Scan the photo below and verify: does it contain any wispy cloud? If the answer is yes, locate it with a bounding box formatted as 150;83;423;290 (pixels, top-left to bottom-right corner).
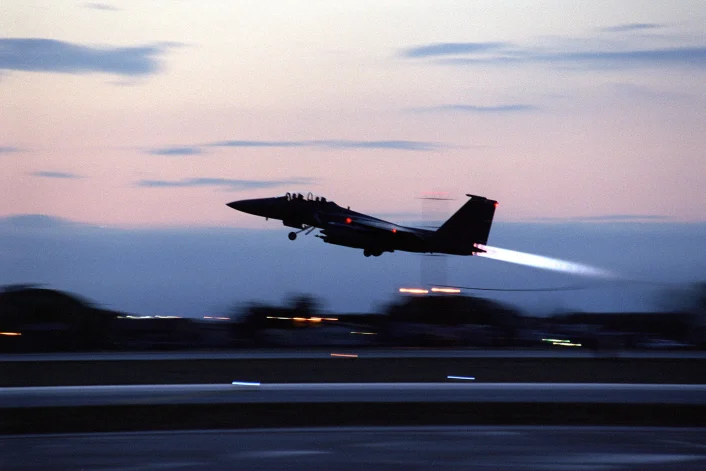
209;140;306;148
0;146;21;153
421;104;539;113
147;139;442;155
82;3;120;11
211;139;439;151
0;38;175;76
533;214;670;222
403;42;509;58
136;177;315;191
404;40;706;69
148;146;202;156
313;140;438;150
600;23;663;33
576;214;670;221
539;47;706;66
30;171;83;179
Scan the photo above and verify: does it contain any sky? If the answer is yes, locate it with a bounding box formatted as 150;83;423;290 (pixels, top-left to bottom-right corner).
2;1;705;316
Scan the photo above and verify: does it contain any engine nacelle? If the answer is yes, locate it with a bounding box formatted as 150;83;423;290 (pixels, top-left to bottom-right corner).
282;220;303;229
320;235;367;249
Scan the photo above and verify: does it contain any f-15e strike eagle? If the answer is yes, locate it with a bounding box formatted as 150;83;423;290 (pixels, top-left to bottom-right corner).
227;192;497;257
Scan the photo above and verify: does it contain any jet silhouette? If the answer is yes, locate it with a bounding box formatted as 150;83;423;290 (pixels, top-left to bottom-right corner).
227;192;497;257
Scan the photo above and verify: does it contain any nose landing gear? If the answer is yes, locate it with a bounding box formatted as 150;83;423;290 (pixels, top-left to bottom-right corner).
288;225;316;241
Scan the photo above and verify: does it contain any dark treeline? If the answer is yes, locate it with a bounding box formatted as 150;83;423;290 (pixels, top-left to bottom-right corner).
0;284;704;352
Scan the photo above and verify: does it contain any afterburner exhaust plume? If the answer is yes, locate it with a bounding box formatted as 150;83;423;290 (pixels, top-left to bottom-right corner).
475;244;615;279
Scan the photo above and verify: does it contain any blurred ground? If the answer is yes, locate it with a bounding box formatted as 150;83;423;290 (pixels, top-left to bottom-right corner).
2;351;704;386
3;426;706;471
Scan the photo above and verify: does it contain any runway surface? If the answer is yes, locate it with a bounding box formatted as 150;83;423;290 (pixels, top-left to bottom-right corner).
2;349;704;362
3;426;706;470
4;382;706;408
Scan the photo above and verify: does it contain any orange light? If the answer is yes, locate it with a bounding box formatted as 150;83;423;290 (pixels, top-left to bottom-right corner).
431;287;461;294
399;288;429;294
0;332;21;336
392;228;397;233
293;317;307;322
309;317;322;323
345;217;352;224
494;202;499;207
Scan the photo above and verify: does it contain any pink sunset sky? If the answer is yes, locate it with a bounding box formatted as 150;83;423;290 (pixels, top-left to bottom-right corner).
2;1;705;228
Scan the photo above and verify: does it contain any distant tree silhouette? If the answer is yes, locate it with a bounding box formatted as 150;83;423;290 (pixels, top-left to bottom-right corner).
287;294;320;317
385;294;520;326
383;294;522;346
0;285;119;352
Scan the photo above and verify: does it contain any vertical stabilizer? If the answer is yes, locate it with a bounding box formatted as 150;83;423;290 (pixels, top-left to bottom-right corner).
435;194;497;245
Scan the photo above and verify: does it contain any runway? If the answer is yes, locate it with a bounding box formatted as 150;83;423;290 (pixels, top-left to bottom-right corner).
3;426;706;470
3;382;706;408
2;349;704;362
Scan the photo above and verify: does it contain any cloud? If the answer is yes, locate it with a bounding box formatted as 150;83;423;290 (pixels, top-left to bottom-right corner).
422;104;539;113
209;140;306;148
0;146;21;153
82;3;120;11
210;139;438;151
438;46;706;68
540;47;706;67
403;42;509;58
135;177;315;191
30;171;82;179
600;23;663;33
156;139;443;154
576;214;670;222
313;140;438;150
0;214;77;229
0;38;174;76
532;214;670;222
148;146;202;156
404;40;706;69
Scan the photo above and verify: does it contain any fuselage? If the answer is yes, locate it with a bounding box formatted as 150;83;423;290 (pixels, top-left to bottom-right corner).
227;192;495;257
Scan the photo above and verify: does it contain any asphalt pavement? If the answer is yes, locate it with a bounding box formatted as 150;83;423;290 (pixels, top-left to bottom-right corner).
2;349;704;362
3;426;706;471
4;382;706;408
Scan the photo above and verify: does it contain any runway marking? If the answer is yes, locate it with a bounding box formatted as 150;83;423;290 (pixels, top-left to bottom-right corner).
447;375;475;381
231;381;261;386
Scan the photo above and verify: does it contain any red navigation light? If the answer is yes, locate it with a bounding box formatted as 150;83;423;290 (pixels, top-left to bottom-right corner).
345;217;352;224
392;228;397;233
494;202;499;207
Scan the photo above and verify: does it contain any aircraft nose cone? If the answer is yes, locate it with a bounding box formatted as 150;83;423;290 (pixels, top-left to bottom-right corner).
226;200;252;213
226;200;243;211
226;198;270;216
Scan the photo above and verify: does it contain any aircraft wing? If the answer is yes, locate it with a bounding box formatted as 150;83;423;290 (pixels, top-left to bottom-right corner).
325;214;423;237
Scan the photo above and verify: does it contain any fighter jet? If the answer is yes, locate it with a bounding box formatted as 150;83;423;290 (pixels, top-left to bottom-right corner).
227;192;497;257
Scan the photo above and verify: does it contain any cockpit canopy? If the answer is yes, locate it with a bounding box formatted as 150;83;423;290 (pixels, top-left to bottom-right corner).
285;192;332;204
